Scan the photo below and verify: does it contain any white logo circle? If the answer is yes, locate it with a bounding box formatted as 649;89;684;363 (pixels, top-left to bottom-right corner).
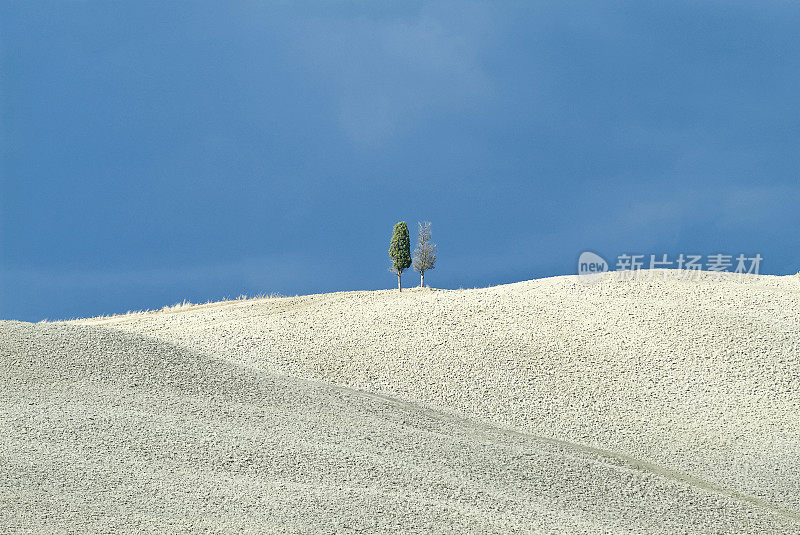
578;251;608;284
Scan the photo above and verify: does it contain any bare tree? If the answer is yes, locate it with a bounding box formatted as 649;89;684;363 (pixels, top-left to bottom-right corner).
413;221;436;287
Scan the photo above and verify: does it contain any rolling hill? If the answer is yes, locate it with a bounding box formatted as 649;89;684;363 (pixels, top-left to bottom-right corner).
2;270;799;533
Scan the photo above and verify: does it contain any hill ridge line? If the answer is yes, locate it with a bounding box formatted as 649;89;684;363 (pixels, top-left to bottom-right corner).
314;375;800;524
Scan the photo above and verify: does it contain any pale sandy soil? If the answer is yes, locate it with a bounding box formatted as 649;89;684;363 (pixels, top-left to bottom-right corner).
2;270;799;533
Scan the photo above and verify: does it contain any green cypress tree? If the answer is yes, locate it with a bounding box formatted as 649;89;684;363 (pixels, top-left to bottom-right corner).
388;221;412;291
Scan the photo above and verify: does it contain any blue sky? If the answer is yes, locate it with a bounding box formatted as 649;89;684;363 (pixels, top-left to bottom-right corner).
2;1;799;321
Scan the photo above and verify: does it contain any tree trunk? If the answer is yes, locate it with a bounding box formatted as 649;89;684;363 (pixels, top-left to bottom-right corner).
420;272;424;287
397;273;402;291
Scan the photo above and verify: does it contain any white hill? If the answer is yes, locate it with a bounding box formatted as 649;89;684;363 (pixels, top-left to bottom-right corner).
2;270;799;533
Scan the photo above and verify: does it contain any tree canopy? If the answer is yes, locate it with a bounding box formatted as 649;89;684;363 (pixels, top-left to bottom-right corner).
389;221;412;290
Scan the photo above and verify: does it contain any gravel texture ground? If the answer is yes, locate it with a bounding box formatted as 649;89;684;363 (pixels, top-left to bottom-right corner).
2;270;799;532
